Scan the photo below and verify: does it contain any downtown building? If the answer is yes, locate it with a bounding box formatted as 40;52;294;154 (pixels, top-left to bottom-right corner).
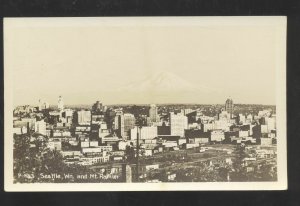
34;119;47;135
130;126;158;140
225;98;234;118
77;110;91;125
148;104;160;122
116;113;136;140
169;112;188;137
92;100;103;113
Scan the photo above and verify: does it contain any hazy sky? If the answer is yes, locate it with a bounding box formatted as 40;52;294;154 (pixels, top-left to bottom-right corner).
5;17;286;106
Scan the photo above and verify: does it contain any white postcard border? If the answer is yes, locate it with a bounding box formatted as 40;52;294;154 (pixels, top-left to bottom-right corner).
4;16;287;191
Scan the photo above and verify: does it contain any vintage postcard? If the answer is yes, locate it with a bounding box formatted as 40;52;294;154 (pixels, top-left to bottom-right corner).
4;17;287;191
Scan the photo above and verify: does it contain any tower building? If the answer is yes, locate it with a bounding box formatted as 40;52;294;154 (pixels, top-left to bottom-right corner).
117;113;136;140
92;100;103;113
58;96;64;111
149;104;159;122
225;98;234;118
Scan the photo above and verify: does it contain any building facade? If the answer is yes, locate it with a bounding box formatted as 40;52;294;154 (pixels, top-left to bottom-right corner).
169;112;188;137
77;110;91;125
34;119;46;135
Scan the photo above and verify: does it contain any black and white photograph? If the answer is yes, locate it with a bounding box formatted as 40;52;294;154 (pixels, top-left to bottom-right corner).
4;17;287;191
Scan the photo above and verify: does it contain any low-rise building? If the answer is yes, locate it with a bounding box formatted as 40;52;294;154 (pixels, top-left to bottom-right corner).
79;156;109;165
256;149;275;159
210;130;225;142
145;164;159;171
13;126;28;135
81;147;102;155
61;151;81;158
243;157;257;166
144;149;153;156
118;141;130;150
162;141;178;148
185;143;199;149
178;138;187;145
48;140;62;151
98;145;113;152
167;173;177;181
260;137;273;146
80;141;90;148
101;135;119;144
89;141;99;147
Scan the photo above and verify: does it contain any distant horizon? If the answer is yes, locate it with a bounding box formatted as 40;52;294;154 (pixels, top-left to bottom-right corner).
13;97;276;107
14;100;276;108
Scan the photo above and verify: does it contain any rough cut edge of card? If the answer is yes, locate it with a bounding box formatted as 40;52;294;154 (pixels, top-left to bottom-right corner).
4;16;287;191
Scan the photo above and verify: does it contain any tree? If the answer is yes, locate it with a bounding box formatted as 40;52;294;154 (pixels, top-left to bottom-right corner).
13;134;34;183
218;167;230;181
230;144;248;181
254;162;277;181
125;145;136;164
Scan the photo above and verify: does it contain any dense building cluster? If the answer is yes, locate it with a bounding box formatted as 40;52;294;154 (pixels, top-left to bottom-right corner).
13;96;277;182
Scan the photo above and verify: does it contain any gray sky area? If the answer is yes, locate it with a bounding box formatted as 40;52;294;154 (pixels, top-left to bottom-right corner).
5;17;286;106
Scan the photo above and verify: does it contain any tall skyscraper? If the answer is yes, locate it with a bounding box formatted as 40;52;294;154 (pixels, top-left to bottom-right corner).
113;109;123;130
117;114;124;137
118;113;136;140
149;104;159;122
225;98;234;118
169;112;188;137
124;113;136;139
58;96;64;111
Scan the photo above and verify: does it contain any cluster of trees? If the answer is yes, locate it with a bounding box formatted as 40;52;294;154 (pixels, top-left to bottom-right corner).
230;145;277;182
178;167;229;182
13;133;68;183
13;133;124;183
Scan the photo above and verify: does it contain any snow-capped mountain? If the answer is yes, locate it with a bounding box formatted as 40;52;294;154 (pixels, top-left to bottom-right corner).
118;71;211;93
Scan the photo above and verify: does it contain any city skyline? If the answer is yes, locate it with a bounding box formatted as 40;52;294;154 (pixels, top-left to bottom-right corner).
4;17;282;106
16;95;277;108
